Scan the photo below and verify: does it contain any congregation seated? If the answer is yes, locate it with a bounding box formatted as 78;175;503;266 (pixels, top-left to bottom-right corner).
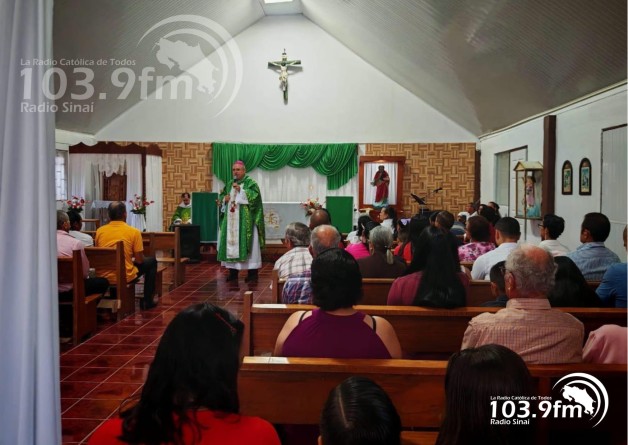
537;213;569;256
95;201;158;310
275;248;401;359
477;204;499;244
566;212;620;280
345;215;371;245
67;210;94;247
458;215;495;262
462;245;584;364
56;211;109;337
434;210;462;246
357;226;406;279
378;205;396;236
471;216;520;280
450;212;466;237
309;208;344;249
387;226;467;308
273;222;312;280
435;344;535;445
282;225;341;304
487;201;501;218
345;219;379;260
320;376;401;445
583;324;627;364
596;225;627;308
548;256;601;307
394;216;429;265
480;261;508;307
88;303;280;445
392;218;411;263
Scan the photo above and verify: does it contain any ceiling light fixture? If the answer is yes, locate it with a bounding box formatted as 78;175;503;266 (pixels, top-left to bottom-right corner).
264;0;293;4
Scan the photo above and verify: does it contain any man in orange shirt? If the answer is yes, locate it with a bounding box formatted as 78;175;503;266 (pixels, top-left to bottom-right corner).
95;201;158;310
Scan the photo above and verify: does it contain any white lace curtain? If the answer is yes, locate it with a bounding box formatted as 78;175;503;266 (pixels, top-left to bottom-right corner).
145;155;163;231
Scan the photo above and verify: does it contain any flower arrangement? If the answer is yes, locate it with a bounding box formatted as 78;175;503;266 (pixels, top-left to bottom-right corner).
66;196;87;213
129;194;154;215
300;197;322;216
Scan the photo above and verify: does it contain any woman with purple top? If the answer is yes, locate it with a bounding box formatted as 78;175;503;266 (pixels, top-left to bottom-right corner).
274;248;401;359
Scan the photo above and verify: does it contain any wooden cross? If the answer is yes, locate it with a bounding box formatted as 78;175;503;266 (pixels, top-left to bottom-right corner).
268;49;301;102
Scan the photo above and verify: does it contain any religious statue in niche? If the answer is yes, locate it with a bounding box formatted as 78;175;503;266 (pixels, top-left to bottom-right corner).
513;161;542;219
268;49;302;102
371;165;390;208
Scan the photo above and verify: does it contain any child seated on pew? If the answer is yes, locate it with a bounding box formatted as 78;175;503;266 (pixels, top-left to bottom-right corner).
436;344;535;445
88;303;280;445
319;376;401;445
481;261;508;307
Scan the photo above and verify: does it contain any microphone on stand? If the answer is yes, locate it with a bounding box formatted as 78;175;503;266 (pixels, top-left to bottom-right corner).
433;187;443;193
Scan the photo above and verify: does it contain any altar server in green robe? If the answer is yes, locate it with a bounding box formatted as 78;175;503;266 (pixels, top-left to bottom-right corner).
170;192;192;229
217;160;265;282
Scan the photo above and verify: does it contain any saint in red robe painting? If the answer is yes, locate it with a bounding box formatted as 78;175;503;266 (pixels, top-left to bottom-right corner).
371;165;390;208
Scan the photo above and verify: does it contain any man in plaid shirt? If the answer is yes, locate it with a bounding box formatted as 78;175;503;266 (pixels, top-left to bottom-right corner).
282;225;341;304
273;222;312;280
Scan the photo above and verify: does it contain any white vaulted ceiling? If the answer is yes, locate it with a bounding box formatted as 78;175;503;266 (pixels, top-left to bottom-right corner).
53;0;626;136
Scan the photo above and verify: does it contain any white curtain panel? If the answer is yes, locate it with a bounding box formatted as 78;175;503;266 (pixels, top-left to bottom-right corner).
145;155;163;231
213;167;357;206
0;0;61;444
124;155;142;221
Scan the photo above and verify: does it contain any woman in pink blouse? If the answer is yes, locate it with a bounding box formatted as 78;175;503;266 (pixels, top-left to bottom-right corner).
458;215;495;262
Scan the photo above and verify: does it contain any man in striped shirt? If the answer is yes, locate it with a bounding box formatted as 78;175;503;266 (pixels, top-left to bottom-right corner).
273;222;312;280
461;244;584;364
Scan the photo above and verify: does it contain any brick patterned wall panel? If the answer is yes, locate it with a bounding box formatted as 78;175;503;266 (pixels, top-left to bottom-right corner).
366;143;476;218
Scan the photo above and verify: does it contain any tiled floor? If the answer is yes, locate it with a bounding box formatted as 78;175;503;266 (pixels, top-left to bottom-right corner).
60;262;275;444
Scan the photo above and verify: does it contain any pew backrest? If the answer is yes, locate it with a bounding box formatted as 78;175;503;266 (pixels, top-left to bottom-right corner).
239;356;627;441
273;275;395;304
85;241;133;319
242;292;627;358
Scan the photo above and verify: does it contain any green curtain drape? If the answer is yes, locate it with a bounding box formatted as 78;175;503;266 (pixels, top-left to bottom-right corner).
212;143;358;190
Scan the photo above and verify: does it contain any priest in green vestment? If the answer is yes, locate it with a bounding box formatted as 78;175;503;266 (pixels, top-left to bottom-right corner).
217;160;265;282
170;192;192;230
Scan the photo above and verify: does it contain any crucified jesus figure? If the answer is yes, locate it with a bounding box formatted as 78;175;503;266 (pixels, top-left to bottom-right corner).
268;49;301;102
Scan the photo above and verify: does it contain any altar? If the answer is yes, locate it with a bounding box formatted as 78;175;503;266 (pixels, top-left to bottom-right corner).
263;202;308;240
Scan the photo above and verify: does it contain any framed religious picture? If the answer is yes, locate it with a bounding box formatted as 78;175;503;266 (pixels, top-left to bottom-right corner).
579;158;592;195
358;156;405;212
561;160;573;195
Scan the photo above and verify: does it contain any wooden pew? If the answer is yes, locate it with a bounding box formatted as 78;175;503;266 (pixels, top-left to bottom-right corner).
85;241;135;320
142;226;188;288
239;357;627;444
241;292;627;358
57;250;103;344
272;272;394;305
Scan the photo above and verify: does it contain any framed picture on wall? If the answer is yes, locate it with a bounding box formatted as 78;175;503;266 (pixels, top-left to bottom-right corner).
561;160;573;195
579;158;591;195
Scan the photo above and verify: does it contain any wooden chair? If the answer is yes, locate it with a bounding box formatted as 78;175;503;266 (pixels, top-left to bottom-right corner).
85;241;135;320
143;226;188;288
57;250;103;344
81;218;100;230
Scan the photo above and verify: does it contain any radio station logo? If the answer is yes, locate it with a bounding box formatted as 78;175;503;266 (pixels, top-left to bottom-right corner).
20;15;242;115
489;372;609;427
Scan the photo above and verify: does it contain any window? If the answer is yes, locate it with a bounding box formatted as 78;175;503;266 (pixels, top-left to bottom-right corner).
55;150;68;201
494;147;527;217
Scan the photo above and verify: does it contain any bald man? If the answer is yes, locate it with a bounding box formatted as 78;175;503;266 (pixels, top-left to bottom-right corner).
462;244;584;364
217;161;265;282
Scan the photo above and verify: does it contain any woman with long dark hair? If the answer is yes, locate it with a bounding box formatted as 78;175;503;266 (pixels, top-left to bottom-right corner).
387;226;467;308
436;344;535;445
549;256;602;307
88;304;280;445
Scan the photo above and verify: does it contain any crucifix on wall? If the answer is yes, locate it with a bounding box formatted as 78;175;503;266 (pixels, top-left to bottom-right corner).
268;49;302;103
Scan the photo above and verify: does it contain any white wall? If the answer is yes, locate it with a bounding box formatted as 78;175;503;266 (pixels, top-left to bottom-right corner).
479;85;627;251
95;15;476;143
55;129;96;151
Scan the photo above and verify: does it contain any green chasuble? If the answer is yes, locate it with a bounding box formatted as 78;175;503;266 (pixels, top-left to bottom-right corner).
171;205;192;224
217;175;265;262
